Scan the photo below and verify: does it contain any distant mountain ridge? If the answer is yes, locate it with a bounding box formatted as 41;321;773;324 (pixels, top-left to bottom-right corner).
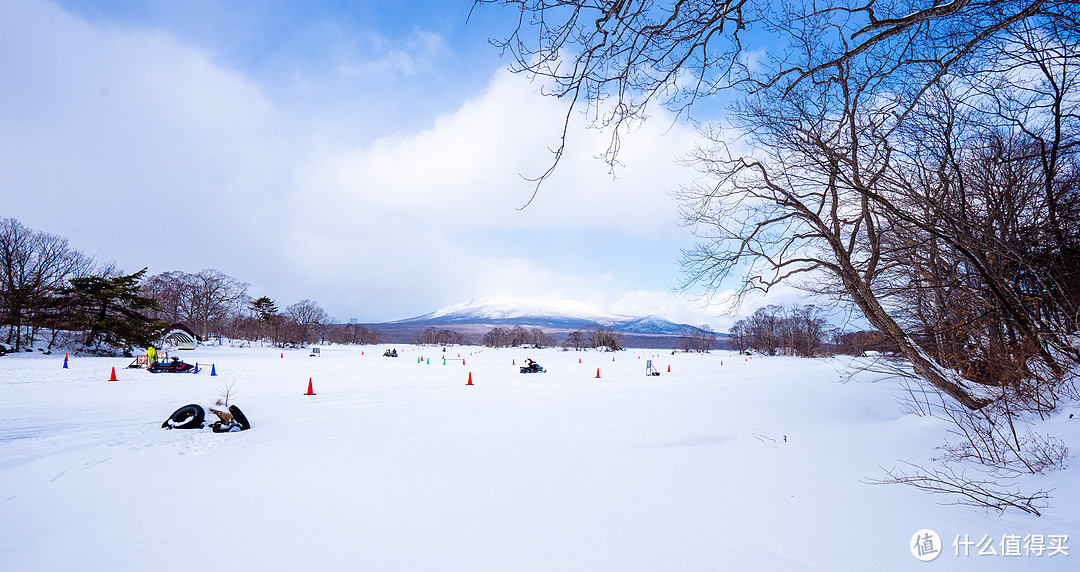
390;297;714;337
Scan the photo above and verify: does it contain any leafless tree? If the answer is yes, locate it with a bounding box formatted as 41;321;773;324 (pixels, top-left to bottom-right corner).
0;218;95;350
726;320;749;354
142;269;250;340
728;305;830;356
141;271;189;324
286;299;330;345
481;325;555;347
563;329;586;350
329;322;386;345
678;324;717;353
185;269;250;341
586;323;622;350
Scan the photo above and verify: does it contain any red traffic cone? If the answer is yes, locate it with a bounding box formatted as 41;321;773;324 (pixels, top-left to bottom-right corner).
305;378;315;395
667;364;671;372
466;372;473;386
595;368;601;378
109;367;118;381
281;352;284;358
512;359;515;365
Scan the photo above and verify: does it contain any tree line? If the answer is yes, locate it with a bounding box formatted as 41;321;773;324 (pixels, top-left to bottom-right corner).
0;217;158;353
727;306;833;358
0;217;387;352
480;325;555;348
677;325;719;354
414;327;470;346
562;325;623;351
141;272;386;348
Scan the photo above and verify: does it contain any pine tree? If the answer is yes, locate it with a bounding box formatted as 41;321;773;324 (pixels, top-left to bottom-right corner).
68;268;162;349
249;296;278;346
250;296;277;322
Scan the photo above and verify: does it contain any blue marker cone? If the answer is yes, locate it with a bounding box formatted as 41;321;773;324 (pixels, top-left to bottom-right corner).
63;354;69;369
193;362;200;374
210;364;217;376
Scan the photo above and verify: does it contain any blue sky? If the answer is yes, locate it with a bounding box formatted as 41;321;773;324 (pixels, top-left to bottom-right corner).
1;0;804;328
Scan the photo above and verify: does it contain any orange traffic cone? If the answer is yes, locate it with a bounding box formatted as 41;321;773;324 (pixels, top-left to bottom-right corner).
305;378;315;395
466;372;473;386
109;367;118;381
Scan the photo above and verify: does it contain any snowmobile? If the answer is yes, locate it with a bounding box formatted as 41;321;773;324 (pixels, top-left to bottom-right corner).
519;359;546;374
147;357;196;373
383;349;398;357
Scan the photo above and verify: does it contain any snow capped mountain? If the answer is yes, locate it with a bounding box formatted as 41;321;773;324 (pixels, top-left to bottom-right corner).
424;297;619;323
393;297;707;336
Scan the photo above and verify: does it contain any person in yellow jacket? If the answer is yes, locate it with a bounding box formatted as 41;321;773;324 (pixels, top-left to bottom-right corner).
147;346;157;366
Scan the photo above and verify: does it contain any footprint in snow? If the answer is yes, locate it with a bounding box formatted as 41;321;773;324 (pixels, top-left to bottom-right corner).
48;470;66;482
82;457;112;469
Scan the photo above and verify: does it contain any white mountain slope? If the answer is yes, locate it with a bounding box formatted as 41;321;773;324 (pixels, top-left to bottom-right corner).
394;297;713;336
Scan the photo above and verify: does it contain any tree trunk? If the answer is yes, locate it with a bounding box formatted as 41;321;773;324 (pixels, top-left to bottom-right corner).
843;272;992;409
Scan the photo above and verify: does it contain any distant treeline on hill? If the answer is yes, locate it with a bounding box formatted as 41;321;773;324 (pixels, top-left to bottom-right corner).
384;323;717;352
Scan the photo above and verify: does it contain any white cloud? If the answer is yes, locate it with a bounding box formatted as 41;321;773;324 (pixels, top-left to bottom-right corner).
298;69;702;236
0;1;739;325
336;28;448;79
0;0;287;267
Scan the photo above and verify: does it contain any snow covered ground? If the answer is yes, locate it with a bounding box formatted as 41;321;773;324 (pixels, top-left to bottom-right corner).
1;345;1076;570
